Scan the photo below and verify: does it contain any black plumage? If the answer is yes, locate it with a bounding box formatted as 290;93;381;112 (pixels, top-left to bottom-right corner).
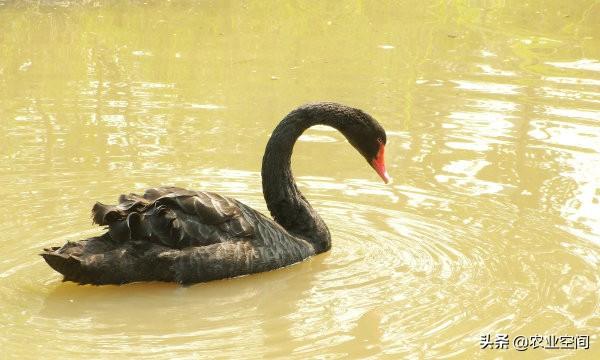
41;102;388;284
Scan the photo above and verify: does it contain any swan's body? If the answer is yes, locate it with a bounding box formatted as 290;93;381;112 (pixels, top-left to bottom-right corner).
42;102;389;284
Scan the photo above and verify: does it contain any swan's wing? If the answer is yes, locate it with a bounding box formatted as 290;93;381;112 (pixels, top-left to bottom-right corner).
163;239;312;284
91;186;255;248
42;235;313;284
42;186;315;284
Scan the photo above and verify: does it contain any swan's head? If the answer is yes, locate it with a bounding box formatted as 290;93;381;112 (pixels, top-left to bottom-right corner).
292;102;391;184
343;109;391;184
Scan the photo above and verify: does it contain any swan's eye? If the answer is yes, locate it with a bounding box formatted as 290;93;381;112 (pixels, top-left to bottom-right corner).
376;138;384;145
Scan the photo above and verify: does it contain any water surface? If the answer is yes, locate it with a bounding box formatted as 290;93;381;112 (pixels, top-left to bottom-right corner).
1;1;599;358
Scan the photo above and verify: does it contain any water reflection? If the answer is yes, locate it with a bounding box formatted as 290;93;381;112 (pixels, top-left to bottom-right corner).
0;0;599;358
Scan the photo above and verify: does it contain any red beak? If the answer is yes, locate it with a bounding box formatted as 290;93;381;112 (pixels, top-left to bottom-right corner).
370;143;391;184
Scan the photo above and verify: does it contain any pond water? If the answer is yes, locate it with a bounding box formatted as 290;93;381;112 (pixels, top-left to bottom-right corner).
1;1;599;358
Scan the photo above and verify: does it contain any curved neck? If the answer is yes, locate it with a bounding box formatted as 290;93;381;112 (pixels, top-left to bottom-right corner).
261;104;350;253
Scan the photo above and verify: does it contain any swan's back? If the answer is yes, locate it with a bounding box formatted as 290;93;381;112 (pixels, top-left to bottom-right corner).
42;187;315;284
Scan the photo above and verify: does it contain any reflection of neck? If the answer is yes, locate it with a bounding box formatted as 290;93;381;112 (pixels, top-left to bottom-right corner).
261;104;353;253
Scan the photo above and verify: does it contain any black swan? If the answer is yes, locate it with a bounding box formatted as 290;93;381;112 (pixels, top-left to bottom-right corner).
41;102;390;284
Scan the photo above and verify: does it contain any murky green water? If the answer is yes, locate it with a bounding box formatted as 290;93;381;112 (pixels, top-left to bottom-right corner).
1;1;599;358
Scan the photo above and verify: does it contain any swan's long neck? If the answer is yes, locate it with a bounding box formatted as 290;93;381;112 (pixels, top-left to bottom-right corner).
261;104;349;253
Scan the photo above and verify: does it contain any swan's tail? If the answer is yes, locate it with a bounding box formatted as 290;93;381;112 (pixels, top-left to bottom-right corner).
40;232;176;285
40;250;82;282
40;235;108;284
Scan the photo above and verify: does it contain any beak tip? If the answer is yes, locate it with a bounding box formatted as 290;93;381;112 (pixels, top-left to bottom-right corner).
382;172;392;184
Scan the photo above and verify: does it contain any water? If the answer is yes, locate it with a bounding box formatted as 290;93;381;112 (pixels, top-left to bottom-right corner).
1;1;599;358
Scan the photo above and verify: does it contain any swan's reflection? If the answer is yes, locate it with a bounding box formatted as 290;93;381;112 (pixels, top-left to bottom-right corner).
40;256;320;358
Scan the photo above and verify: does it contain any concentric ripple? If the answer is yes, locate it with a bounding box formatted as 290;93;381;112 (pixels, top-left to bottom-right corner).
3;169;596;359
2;1;600;358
